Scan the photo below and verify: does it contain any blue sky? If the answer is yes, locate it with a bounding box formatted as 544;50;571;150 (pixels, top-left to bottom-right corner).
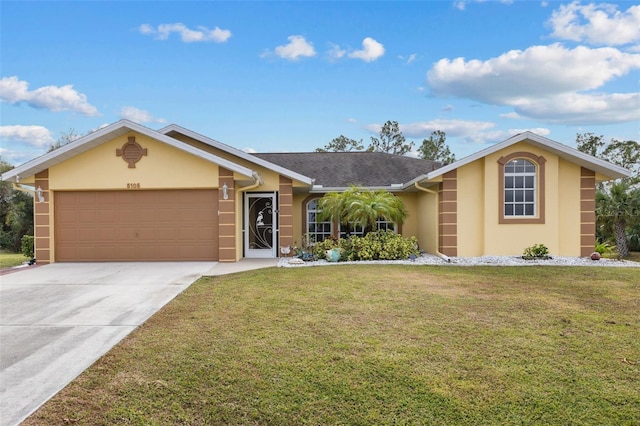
1;0;639;165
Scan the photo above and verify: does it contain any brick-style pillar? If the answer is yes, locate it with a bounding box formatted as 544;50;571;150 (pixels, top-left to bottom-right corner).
279;176;294;256
34;170;51;264
580;168;596;257
218;167;236;262
439;170;457;257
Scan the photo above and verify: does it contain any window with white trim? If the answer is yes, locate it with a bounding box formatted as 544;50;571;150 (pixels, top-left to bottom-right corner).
339;218;397;238
306;199;333;243
504;159;536;217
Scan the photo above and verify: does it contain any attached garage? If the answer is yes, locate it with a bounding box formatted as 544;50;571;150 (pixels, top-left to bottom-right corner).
55;189;219;261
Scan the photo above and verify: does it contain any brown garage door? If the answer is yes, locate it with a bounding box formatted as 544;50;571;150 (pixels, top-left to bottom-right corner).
55;190;219;261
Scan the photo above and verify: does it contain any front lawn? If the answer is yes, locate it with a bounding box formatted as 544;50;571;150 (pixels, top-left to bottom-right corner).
25;265;640;425
0;250;26;268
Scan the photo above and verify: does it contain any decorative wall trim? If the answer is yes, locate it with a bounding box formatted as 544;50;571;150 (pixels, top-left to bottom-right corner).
279;176;294;256
116;136;148;168
497;151;546;224
439;170;457;256
580;168;596;257
218;167;236;262
34;169;51;264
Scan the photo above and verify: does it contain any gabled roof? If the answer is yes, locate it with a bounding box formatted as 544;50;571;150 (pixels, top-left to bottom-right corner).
1;120;258;183
408;131;630;186
253;152;441;190
158;124;315;186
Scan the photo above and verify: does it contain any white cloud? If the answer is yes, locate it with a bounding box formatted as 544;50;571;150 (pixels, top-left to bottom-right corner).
139;23;231;43
398;53;417;64
500;112;521;119
0;76;99;116
512;92;640;124
509;127;551;136
0;125;55;164
426;44;640;125
327;43;347;61
119;106;166;124
396;119;497;140
0;125;54;148
271;35;316;61
242;147;257;154
548;2;640;46
454;0;513;11
348;37;385;62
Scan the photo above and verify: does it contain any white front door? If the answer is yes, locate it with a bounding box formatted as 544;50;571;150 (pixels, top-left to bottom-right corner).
244;193;277;258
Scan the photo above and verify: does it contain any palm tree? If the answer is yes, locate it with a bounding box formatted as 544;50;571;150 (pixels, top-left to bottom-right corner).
596;181;640;258
318;186;408;237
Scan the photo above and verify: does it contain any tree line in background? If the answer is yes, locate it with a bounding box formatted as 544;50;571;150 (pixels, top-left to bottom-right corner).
0;158;34;253
316;120;456;165
575;133;640;258
0;130;80;254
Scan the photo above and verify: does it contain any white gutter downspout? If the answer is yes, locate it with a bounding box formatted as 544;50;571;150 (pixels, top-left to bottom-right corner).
414;181;451;263
225;172;263;261
236;171;264;194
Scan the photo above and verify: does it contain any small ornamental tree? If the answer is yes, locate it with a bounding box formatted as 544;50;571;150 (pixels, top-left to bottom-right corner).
596;182;640;258
317;186;408;237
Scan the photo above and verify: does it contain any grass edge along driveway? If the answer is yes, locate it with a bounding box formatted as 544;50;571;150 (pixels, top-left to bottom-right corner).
24;265;640;425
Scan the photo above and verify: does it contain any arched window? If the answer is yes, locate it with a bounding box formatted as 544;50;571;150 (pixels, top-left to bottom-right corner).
498;152;546;224
504;159;536;217
306;199;333;243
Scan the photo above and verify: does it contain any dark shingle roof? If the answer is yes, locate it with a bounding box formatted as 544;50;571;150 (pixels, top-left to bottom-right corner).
252;152;441;187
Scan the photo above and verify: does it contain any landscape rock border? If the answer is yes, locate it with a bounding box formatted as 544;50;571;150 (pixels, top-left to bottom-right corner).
278;254;640;268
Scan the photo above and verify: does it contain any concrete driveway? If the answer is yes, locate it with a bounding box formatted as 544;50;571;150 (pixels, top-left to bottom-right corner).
0;262;216;426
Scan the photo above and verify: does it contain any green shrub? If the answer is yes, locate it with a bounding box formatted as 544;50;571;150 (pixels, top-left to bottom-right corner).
594;241;615;256
522;243;550;258
311;231;419;262
21;234;34;258
312;238;339;260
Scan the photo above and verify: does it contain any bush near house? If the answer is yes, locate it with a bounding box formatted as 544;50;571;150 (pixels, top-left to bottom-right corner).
522;243;550;259
313;230;419;261
21;234;34;258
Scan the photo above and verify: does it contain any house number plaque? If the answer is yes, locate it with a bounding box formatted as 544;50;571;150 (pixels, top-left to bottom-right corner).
116;136;148;168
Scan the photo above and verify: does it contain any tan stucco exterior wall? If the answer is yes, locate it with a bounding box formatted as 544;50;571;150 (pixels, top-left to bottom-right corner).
292;193;309;245
396;192;419;238
415;189;439;254
452;140;584;257
558;160;582;256
456;160;485;257
49;133;219;190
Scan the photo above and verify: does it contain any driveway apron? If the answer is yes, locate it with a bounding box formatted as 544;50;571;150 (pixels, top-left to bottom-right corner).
0;262;216;426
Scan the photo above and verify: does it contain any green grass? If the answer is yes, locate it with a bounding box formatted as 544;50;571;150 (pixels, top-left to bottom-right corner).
0;250;26;268
25;265;640;425
627;251;640;263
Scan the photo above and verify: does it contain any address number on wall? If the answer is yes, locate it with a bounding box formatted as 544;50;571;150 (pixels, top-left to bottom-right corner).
127;183;141;189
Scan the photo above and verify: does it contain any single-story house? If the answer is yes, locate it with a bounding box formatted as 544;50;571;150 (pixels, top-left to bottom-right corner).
1;120;630;263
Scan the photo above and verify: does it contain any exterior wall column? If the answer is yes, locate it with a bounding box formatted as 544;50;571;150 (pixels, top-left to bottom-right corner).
218;167;236;262
278;175;294;256
580;168;596;257
34;170;51;264
439;170;457;257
